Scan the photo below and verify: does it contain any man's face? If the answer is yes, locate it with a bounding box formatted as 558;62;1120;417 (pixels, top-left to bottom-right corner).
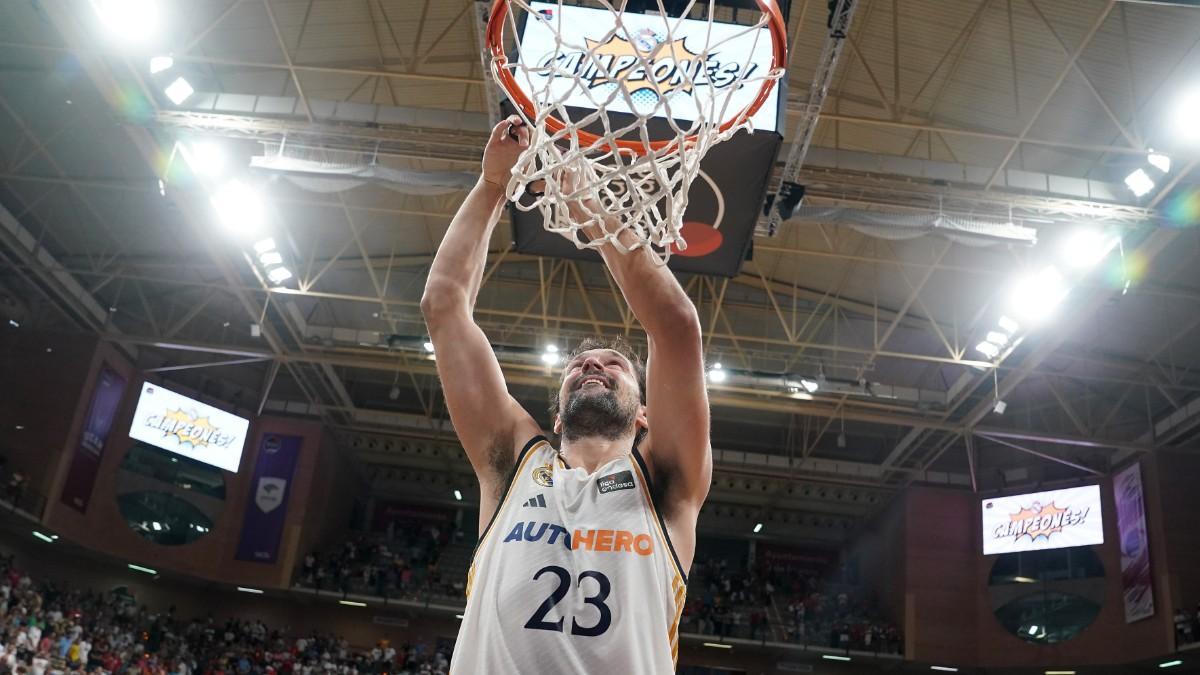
555;349;645;441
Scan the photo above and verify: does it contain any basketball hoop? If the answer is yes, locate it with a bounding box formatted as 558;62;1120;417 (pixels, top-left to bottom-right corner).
486;0;788;262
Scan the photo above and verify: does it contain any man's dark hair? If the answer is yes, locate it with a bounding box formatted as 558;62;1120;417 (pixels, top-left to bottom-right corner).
547;336;646;419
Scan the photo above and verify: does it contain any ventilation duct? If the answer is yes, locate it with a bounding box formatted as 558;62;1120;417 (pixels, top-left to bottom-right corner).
787;206;1038;247
251;147;477;196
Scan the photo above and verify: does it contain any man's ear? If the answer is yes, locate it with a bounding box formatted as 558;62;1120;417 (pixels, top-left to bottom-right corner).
553;414;563;436
635;403;648;430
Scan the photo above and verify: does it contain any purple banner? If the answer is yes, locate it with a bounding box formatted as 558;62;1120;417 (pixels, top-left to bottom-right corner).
1114;462;1154;623
60;366;127;513
235;433;302;563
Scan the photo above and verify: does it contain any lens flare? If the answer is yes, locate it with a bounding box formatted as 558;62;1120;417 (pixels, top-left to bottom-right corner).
1165;188;1200;228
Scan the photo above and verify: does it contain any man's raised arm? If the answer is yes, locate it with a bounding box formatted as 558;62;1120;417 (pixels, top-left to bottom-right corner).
568;180;712;509
421;116;541;493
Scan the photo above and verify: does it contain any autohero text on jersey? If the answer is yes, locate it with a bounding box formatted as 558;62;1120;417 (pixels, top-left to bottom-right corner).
502;520;654;556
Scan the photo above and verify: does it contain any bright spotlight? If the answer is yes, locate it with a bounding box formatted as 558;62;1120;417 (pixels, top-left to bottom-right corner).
985;331;1009;347
541;347;561;366
181;141;226;178
1062;229;1117;269
259;251;283;266
94;0;159;44
1173;89;1200;145
1008;267;1068;323
799;378;819;393
267;267;293;284
1124;168;1154;197
211;180;266;234
975;341;1001;359
707;363;727;384
1147;152;1170;174
149;55;174;74
423;341;435;353
164;77;195;106
752;522;763;533
253;238;276;254
997;315;1020;333
453;489;463;501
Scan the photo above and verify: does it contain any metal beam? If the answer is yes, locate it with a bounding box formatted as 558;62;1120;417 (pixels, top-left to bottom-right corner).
975;432;1107;476
983;1;1117;189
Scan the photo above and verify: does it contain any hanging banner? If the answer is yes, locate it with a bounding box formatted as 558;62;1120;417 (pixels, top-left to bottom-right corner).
235;433;302;563
60;365;127;513
1114;462;1155;623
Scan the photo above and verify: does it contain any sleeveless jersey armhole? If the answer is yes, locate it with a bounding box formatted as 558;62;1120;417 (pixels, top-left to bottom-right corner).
472;435;547;558
631;446;688;584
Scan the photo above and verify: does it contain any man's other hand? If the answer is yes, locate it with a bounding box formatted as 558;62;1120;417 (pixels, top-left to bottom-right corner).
482;115;530;189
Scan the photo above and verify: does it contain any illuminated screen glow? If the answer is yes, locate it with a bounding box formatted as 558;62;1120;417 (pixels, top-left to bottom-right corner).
515;2;780;131
128;382;249;472
982;485;1104;555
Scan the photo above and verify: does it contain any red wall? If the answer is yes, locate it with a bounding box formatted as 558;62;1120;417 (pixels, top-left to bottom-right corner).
1155;449;1200;634
0;328;100;504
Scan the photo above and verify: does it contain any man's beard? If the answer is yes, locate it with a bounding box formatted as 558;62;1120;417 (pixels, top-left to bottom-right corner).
560;386;636;441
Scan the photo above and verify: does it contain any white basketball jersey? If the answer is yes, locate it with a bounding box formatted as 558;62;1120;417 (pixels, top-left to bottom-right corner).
451;436;687;674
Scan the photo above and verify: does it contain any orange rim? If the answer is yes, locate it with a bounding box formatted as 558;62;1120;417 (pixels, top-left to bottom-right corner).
486;0;788;157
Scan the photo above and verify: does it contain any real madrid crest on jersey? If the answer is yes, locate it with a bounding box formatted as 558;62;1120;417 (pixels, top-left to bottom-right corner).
532;462;554;487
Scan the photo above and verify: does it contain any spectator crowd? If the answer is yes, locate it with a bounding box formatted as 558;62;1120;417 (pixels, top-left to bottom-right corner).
295;522;464;602
0;553;453;675
681;557;902;654
1175;603;1200;647
298;522;903;656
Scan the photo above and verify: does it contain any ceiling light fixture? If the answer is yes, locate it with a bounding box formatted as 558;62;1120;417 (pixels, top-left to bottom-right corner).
752;522;762;533
822;654;851;661
541;343;561;366
127;563;157;575
259;251;283;266
93;0;160;44
236;587;264;594
211;180;266;234
707;362;727;384
454;489;463;501
149;54;173;74
32;531;55;544
975;341;1001;359
164;77;195;105
338;600;366;607
997;315;1019;333
1124;168;1154;197
253;238;276;254
180;141;226;178
1147;151;1171;174
985;331;1010;346
1008;267;1069;324
1062;229;1117;269
267;267;293;285
423;341;435;353
1172;89;1200;145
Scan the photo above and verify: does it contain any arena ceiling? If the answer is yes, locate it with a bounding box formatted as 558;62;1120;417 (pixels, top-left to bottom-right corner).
1;0;1199;543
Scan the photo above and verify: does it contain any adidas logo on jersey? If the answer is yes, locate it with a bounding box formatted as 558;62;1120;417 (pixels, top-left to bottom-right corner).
522;494;547;508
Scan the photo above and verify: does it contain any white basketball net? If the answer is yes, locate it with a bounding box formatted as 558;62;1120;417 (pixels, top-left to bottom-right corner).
494;0;783;262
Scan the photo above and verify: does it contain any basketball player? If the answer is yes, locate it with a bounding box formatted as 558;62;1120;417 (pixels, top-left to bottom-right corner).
421;115;711;673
